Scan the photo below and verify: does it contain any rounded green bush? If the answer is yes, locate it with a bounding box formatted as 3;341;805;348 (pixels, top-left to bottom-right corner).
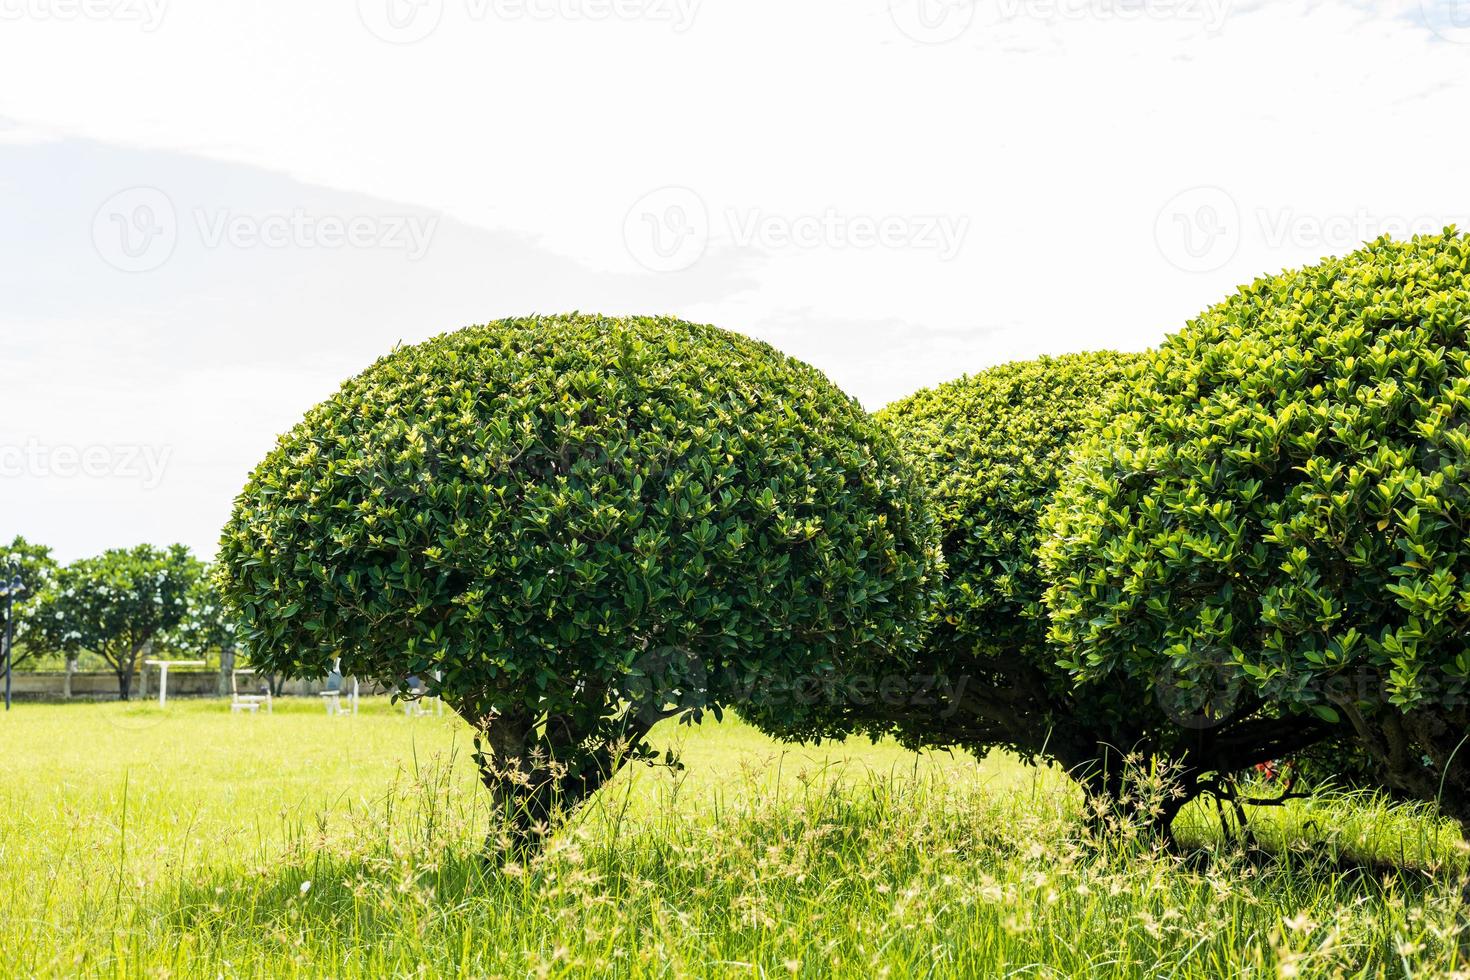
218;313;939;844
889;353;1141;681
745;351;1227;813
874;354;1154;777
1042;231;1470;822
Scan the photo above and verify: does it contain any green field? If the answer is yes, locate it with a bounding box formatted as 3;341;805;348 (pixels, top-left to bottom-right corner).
0;698;1466;977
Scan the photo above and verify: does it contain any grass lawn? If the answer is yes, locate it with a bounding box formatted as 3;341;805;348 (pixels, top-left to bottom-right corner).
0;698;1466;977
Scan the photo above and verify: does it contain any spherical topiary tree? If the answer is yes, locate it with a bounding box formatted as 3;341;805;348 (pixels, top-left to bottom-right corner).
218;314;940;850
1043;231;1470;825
746;355;1144;764
749;352;1315;832
868;353;1158;791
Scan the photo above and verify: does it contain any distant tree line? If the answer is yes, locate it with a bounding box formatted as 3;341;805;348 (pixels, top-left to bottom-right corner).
0;538;237;699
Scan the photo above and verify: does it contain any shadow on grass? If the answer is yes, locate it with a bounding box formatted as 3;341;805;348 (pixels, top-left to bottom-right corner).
1167;840;1462;901
1172;787;1468;887
135;761;1470;978
151;810;1463;952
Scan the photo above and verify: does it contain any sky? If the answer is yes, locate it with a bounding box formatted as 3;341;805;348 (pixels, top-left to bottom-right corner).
1;0;1468;563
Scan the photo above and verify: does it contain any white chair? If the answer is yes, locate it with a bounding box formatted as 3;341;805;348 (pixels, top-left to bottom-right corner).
320;659;358;716
402;672;444;717
230;668;273;714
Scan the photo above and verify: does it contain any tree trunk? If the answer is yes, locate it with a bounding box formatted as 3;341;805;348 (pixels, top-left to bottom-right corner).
1053;738;1173;838
480;752;625;859
474;712;544;856
63;658;75;699
1409;708;1470;829
218;645;235;697
467;706;647;860
1350;707;1470;829
117;639;151;701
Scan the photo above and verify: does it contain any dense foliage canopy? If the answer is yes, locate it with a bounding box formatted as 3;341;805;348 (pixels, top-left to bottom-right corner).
166;567;239;660
218;314;940;843
1043;231;1470;822
34;545;198;698
751;352;1322;827
749;354;1142;764
873;353;1150;773
888;353;1140;691
0;535;59;666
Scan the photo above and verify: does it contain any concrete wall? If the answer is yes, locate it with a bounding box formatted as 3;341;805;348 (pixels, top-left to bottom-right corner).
5;670;384;701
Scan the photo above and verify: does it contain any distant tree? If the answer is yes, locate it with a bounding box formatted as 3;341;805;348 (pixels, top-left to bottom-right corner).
0;536;59;669
35;545;197;699
164;566;242;694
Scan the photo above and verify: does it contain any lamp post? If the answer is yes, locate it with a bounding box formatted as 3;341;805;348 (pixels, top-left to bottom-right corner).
0;566;24;711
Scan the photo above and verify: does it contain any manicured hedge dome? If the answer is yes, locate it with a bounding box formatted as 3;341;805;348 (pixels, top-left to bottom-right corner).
218;314;939;721
745;352;1172;788
1042;231;1470;818
867;352;1157;773
886;352;1143;673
